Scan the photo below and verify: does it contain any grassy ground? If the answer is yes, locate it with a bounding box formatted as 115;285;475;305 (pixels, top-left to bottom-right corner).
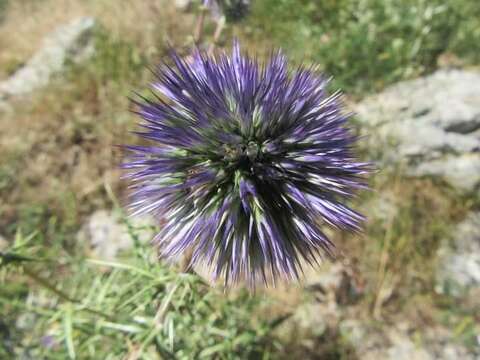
1;0;480;358
245;0;480;95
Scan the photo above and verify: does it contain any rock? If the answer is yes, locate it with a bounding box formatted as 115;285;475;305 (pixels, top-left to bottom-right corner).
337;325;390;359
349;324;477;360
77;210;156;260
411;154;480;193
356;70;480;192
275;262;364;347
436;212;480;296
290;303;329;337
386;332;433;360
0;17;96;99
304;261;363;306
273;301;334;352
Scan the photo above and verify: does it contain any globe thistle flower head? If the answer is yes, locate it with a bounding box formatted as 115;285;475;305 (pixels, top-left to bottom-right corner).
124;42;370;287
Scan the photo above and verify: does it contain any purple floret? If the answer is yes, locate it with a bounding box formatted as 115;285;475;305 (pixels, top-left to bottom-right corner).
123;42;370;286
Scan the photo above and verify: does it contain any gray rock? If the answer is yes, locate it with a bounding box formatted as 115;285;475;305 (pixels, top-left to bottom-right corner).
77;210;156;260
0;17;96;99
436;212;480;296
305;262;345;292
351;324;477;360
273;301;334;350
386;332;433;360
356;70;480;192
276;263;362;345
411;154;480;192
304;261;363;306
290;303;329;336
377;121;478;160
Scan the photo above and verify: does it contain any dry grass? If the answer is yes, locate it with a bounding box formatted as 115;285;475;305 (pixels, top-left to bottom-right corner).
0;0;196;230
0;0;193;79
351;173;470;320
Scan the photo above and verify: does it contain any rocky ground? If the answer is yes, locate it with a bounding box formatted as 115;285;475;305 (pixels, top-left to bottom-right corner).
355;70;480;193
1;6;479;359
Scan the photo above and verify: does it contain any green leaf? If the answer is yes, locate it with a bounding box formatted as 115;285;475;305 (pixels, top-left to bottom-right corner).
63;305;76;359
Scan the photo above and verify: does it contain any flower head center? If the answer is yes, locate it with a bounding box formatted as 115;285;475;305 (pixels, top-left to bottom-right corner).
222;141;263;170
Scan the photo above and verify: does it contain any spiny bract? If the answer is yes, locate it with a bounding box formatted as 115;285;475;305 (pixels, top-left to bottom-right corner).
124;43;370;286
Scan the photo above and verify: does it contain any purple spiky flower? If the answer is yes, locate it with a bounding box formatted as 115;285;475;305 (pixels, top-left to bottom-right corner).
124;42;370;286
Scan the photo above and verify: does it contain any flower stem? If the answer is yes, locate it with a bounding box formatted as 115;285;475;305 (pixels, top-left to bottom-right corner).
194;5;208;44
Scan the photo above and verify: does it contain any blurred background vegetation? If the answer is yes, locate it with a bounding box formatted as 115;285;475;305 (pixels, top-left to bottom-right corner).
249;0;480;94
1;0;479;358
